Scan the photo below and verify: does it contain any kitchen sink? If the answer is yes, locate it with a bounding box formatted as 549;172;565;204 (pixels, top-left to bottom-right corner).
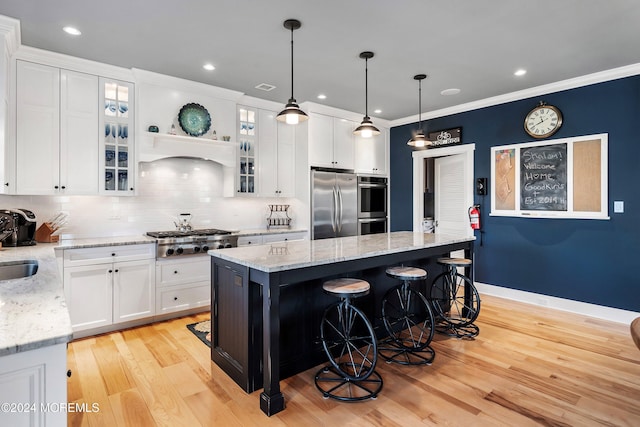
0;260;38;281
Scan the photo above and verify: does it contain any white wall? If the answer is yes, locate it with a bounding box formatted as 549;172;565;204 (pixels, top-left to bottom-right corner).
0;157;305;238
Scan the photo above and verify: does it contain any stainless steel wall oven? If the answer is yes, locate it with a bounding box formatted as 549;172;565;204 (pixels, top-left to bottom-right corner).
357;176;387;219
357;176;387;235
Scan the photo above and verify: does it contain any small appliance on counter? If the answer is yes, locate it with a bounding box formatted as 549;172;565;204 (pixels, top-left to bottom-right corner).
0;208;37;246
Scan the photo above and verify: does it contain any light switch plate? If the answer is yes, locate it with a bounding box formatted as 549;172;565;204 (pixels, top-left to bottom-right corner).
614;201;624;213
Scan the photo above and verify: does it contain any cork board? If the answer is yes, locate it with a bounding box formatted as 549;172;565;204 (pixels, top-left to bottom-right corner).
494;148;516;210
490;133;608;219
573;139;601;212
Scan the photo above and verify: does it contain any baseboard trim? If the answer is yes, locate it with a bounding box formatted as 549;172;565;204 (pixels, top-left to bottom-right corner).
475;282;639;325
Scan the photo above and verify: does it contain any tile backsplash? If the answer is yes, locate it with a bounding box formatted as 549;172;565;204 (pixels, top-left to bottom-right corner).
0;157;305;238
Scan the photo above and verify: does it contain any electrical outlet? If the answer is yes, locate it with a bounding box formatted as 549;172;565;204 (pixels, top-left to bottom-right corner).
613;201;624;213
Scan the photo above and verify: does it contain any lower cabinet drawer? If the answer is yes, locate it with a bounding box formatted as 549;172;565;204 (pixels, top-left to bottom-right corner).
156;283;210;315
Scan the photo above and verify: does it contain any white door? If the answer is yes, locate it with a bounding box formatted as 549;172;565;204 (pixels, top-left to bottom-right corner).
434;153;469;235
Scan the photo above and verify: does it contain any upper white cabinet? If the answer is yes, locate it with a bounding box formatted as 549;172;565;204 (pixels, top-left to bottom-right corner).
258;109;295;197
237;105;296;197
237;106;257;195
355;127;387;175
15;60;99;195
100;78;134;194
308;112;356;170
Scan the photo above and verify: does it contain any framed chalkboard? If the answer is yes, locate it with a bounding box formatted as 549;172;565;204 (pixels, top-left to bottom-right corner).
490;133;608;219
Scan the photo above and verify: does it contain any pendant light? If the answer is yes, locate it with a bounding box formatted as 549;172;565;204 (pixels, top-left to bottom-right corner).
407;74;432;147
353;51;380;138
276;19;308;125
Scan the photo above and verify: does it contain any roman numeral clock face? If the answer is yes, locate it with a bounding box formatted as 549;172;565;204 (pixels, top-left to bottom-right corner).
524;104;563;139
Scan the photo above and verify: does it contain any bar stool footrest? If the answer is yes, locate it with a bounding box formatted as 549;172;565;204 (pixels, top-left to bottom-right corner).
314;365;383;402
434;320;479;339
378;337;435;365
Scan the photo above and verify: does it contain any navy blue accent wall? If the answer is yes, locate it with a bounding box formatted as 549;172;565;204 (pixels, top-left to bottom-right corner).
390;75;640;311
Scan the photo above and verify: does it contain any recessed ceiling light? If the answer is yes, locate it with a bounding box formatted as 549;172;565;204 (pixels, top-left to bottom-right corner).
317;94;327;100
514;69;527;76
373;109;382;114
441;88;461;96
203;63;215;71
63;26;81;36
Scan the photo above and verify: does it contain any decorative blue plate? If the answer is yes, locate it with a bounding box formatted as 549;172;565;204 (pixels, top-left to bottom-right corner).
178;103;211;137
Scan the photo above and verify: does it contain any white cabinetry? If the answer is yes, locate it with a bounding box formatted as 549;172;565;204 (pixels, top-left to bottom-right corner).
258;109;295;197
62;244;155;334
100;78;134;194
355;128;387;175
0;343;67;427
237;231;307;246
155;257;211;315
15;60;99;195
308;112;356;170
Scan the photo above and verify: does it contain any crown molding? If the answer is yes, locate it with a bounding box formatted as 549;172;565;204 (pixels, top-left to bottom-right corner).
132;68;244;102
0;15;20;56
300;101;391;129
14;45;134;82
391;62;640;128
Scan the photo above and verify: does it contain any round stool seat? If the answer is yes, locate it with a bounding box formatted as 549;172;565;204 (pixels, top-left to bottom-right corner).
437;257;472;267
323;278;370;298
386;266;427;280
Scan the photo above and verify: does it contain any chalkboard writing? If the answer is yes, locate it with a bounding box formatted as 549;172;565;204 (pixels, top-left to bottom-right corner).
520;143;567;210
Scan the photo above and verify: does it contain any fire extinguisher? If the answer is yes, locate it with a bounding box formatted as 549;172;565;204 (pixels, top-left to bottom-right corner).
468;204;481;230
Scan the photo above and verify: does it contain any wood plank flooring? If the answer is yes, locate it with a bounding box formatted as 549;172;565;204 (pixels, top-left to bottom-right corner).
67;295;640;426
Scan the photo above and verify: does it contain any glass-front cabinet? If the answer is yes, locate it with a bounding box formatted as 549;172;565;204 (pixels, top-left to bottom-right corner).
237;106;256;195
100;78;134;194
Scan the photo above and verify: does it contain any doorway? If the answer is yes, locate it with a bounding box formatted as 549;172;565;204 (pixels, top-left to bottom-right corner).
412;144;475;237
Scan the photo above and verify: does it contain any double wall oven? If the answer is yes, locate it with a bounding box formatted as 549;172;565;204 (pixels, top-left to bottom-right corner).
357;176;388;235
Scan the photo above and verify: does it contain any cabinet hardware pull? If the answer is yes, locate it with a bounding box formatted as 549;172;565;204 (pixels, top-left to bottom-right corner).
111;253;116;256
174;270;178;274
174;297;178;301
115;269;119;273
54;185;59;189
67;370;72;378
108;269;113;273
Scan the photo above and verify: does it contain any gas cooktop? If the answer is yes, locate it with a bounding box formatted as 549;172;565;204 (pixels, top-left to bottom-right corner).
146;228;231;238
146;228;237;258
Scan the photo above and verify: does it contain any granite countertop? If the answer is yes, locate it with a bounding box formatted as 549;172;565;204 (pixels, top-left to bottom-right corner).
208;231;474;273
54;234;156;250
231;228;307;237
0;235;155;357
0;243;72;356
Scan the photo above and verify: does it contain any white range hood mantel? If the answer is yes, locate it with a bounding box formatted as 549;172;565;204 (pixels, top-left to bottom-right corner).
138;132;237;166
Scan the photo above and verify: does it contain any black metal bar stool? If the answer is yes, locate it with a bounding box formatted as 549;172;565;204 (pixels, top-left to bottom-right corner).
379;266;435;365
314;278;383;401
430;257;481;338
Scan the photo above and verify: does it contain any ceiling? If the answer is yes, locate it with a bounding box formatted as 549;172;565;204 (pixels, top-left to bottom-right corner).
2;1;640;121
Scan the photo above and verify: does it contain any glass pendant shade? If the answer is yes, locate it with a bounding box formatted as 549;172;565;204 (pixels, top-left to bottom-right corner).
277;19;308;125
407;129;430;147
354;51;380;138
276;98;308;124
407;74;432;147
354;116;380;138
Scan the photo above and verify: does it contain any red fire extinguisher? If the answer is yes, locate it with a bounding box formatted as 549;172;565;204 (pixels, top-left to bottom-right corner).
468;204;481;230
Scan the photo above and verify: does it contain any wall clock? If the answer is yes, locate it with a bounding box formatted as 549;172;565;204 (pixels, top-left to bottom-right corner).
524;102;563;139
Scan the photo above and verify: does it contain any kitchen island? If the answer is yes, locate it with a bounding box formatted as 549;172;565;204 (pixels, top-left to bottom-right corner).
208;231;474;416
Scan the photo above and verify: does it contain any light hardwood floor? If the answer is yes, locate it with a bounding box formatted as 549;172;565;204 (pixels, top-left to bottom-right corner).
67;295;640;426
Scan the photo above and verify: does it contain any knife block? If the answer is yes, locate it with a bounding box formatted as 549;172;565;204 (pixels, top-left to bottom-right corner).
35;223;59;243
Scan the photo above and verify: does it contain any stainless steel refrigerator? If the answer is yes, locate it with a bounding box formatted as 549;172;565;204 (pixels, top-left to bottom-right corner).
311;169;358;239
